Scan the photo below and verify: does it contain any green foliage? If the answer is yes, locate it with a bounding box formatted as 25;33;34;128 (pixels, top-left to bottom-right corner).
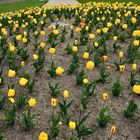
76;113;94;138
0;134;3;140
94;52;101;67
97;106;112;127
113;42;121;53
49;82;60;97
18;48;29;61
50;112;60;137
5;106;16;125
0;96;6;110
76;69;85;85
59;100;74;124
81;81;96;110
22;110;34;131
127;44;138;63
60;27;67;42
124;100;138;118
47;61;56;77
68;53;80;74
97;65;110;83
16;93;26;108
27;79;35;93
64;44;72;54
33;49;45;74
112;77;122;96
130;72;140;86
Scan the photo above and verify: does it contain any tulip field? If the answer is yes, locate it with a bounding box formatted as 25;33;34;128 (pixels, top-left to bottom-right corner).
0;1;140;140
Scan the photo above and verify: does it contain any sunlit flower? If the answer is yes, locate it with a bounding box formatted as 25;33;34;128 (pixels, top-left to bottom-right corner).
86;61;94;70
56;67;64;76
69;121;76;130
51;98;57;107
38;132;48;140
133;85;140;95
8;69;16;78
28;98;37;107
19;77;28;86
63;90;69;99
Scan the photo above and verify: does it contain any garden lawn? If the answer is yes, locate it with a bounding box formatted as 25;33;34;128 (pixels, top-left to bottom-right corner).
78;0;140;4
0;0;48;13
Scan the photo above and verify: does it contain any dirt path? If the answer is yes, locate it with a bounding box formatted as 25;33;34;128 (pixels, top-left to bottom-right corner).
47;0;78;5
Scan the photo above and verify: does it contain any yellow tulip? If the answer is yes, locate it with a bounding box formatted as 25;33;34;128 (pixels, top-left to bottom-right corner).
102;92;109;101
83;78;89;84
51;98;57;107
28;98;37;107
89;33;95;39
9;45;15;52
119;51;123;58
33;54;39;60
86;61;94;70
63;90;69;99
22;37;27;43
53;29;59;35
56;67;64;76
40;31;45;36
69;121;76;130
49;48;56;55
83;52;89;59
133;85;140;95
111;125;117;134
131;64;137;71
122;24;128;29
9;98;15;104
8;69;16;78
101;55;108;62
113;36;117;41
131;17;137;24
94;42;99;48
38;132;48;140
119;65;125;73
72;46;78;52
19;77;28;86
133;40;139;47
8;89;15;97
40;42;46;48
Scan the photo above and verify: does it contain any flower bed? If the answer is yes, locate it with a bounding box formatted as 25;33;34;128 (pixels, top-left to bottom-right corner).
0;2;140;140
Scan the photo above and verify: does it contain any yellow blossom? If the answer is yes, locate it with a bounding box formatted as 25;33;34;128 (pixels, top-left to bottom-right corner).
83;78;89;84
63;90;69;99
8;89;15;97
119;51;123;58
38;132;48;140
72;46;78;52
83;52;89;59
56;67;64;76
133;85;140;95
9;98;15;104
69;121;76;130
86;61;94;70
28;98;37;107
102;92;109;101
33;54;39;60
49;48;56;55
8;69;16;78
19;77;28;86
133;40;139;47
51;98;57;107
131;64;137;71
111;125;117;134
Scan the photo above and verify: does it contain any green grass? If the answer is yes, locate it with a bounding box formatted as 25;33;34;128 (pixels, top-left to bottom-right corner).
78;0;140;4
0;0;48;13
